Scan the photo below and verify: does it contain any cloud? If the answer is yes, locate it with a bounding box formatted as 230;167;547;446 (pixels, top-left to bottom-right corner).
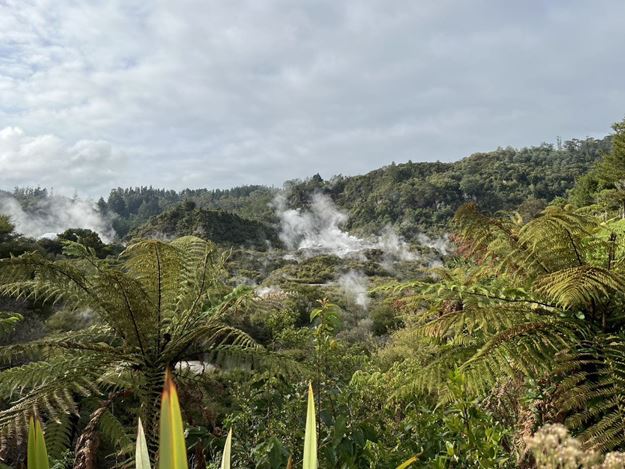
0;127;125;194
1;0;624;194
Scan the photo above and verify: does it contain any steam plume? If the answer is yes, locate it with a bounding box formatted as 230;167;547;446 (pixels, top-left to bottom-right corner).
273;192;417;261
0;194;114;242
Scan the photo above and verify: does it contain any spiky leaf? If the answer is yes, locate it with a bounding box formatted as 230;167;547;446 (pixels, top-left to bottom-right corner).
136;418;151;469
303;383;317;469
220;428;232;469
27;417;49;469
159;369;188;469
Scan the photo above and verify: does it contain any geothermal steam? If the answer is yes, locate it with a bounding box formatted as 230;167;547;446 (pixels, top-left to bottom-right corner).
337;270;370;309
0;194;114;242
274;192;420;260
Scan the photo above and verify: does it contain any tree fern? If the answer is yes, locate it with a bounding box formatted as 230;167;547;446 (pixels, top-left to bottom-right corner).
387;203;625;454
0;236;274;465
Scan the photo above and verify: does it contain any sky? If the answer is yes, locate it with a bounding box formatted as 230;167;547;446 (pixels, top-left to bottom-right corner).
0;0;624;196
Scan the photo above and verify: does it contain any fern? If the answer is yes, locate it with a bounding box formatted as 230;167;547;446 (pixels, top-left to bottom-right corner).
389;203;625;454
555;334;625;452
0;236;279;465
45;413;73;462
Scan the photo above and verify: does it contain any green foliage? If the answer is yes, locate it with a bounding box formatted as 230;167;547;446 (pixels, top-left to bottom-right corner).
594;119;625;188
0;312;22;337
0;236;268;466
0;216;15;243
303;383;317;469
57;228;112;258
569;117;625;217
384;201;625;455
130;204;277;249
0;214;44;259
28;417;49;469
44;414;72;463
90;133;609;241
284;136;608;238
101;186;278;238
6;124;625;467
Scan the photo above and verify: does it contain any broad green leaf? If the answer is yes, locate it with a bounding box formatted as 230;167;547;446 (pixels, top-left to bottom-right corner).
27;417;49;469
136;418;151;469
220;428;232;469
159;369;188;469
303;383;317;469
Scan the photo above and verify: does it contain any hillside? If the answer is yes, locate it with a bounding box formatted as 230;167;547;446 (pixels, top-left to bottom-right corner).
101;185;277;238
130;201;278;249
285;136;610;238
100;135;609;240
5;135;609;243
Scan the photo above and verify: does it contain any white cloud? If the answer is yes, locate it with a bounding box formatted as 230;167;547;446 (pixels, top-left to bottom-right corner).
0;0;624;194
0;126;124;193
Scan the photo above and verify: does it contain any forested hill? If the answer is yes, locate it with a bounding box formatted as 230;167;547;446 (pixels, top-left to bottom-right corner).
129;201;278;249
5;136;607;242
284;136;610;238
96;135;609;240
101;185;278;238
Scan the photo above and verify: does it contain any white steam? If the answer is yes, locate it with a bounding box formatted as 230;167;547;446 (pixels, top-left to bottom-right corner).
274;192;366;256
337;270;370;310
417;233;451;256
274;192;417;261
378;226;417;261
0;194;114;242
255;285;289;300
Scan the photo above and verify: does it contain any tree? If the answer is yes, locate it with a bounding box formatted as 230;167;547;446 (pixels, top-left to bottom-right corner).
0;236;265;464
57;228;110;258
96;197;108;215
595;119;625;187
572;118;625;216
107;191;128;217
0;215;15;243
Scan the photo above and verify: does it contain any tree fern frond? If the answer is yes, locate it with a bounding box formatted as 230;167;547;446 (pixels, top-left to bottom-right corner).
536;265;625;310
97;409;133;459
0;325;119;364
44;413;73;462
0;355;107;398
0;312;23;337
460;318;586;394
168;320;260;364
517;206;597;271
556;335;625;452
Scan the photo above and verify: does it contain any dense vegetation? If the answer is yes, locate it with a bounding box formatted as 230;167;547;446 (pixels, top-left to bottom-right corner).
130;201;278;249
284;136;609;239
1;122;625;468
89;135;608;241
100;186;278;239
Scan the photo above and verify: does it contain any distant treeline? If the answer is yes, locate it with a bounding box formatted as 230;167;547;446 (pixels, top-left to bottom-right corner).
6;135;610;242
